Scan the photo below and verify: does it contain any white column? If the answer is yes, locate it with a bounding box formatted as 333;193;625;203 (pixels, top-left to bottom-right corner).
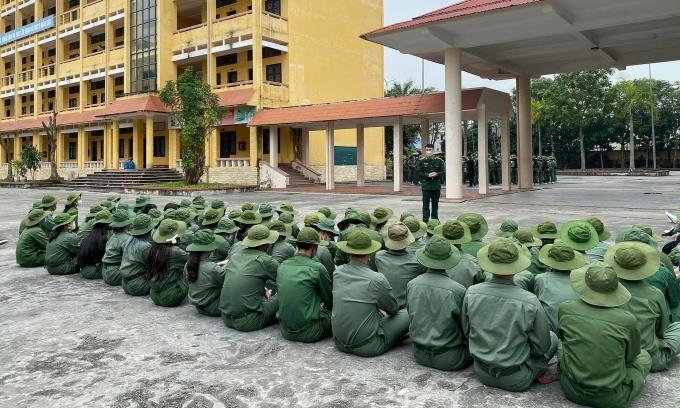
477;105;488;195
517;76;533;189
445;48;463;199
356;124;365;187
325;122;335;190
393;118;403;192
269;126;279;168
420;119;429;146
501;112;511;191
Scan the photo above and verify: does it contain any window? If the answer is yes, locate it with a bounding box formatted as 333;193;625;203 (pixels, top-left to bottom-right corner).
48;102;54;111
265;63;282;83
47;48;56;57
4;99;10;106
115;27;124;38
21;96;26;103
68;142;77;160
69;85;79;94
227;71;238;84
21;106;26;115
153;136;165;157
248;68;253;81
4;62;10;69
90;80;105;90
262;129;281;154
263;47;282;58
219;131;237;157
90;33;106;45
130;0;158;93
119;139;125;158
69;41;80;51
46;6;56;16
216;0;237;7
114;76;124;86
264;0;281;15
69;0;79;9
68;98;78;108
91;95;98;105
47;90;55;98
5;25;13;33
247;50;252;61
216;54;237;66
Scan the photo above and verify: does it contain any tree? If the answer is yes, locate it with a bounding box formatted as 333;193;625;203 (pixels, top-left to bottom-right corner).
531;98;545;155
21;144;41;180
611;80;653;170
41;111;61;181
159;67;225;184
383;80;437;156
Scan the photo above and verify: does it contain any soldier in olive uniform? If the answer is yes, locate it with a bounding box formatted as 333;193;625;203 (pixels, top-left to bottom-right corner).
510;154;518;185
416;143;445;222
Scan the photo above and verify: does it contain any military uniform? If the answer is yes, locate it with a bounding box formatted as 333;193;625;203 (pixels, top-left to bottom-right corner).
45;231;80;275
271;239;295;264
461;240;485;258
334;226;381;269
585;241;610;263
101;231;129;286
534;271;579;332
186;261;227;317
416;155;444;222
207;239;231;262
645;265;680;322
314;244;335;275
16;225;48;267
375;249;426;309
119;237;152;296
149;246;189;307
446;252;484;289
76;218;94;244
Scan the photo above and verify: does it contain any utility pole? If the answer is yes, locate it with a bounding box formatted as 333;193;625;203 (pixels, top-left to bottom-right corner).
421;58;425;94
649;64;657;169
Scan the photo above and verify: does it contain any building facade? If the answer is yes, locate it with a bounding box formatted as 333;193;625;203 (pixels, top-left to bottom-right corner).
0;0;385;185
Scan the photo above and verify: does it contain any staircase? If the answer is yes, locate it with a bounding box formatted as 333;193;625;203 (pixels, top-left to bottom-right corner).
62;168;184;190
278;164;317;185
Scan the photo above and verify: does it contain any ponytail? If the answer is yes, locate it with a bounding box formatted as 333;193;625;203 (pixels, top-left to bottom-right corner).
186;252;203;283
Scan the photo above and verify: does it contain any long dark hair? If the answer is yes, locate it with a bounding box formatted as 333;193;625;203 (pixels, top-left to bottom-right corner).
48;225;68;242
186;252;203;283
78;224;109;267
146;242;171;281
63;203;76;213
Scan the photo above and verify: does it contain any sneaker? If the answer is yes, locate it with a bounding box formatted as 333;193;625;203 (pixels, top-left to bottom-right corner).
0;239;7;246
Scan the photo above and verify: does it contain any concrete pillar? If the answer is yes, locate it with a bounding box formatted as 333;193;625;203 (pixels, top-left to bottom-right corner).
145;115;154;169
301;129;310;165
269;126;278;167
132;120;141;167
325;122;335;190
111;120;120;169
55;131;63;166
393;118;403;192
168;129;178;169
444;48;463;199
356;124;365;187
501;112;511;191
13;134;21;161
517;76;533;189
77;127;85;170
477;105;488;195
32;131;43;158
420;119;429;146
249;126;258;167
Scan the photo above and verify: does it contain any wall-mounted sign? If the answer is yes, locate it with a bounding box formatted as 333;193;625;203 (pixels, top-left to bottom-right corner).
234;106;256;124
0;15;55;47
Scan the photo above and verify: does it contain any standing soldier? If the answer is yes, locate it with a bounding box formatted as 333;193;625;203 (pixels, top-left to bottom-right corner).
533;156;540;184
416;144;445;222
407;152;419;185
466;155;475;187
549;156;557;183
488;156;496;185
510;154;518;185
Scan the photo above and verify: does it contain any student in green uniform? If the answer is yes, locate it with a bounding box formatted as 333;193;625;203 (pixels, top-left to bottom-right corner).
495;219;519;238
191;196;206;218
402;216;427;255
584;217;611;262
335;211;382;269
372;207;393;236
77;204;104;244
63;192;82;232
16;209;49;267
559;220;600;253
437;220;485;289
201;208;221;231
559;262;651;408
317;206;336;221
268;220;296;263
220;224;280;332
375;222;425;309
277;227;333;343
119;214;157;296
208;218;239;262
259;202;275;223
276;202;298;216
133;195;151;213
147;219;189;307
102;210;133;286
332;229;409;357
19;201;42;234
416;143;444;222
457;213;489;257
39;194;59;232
407;235;471;371
209;199;226;218
532;220;560;247
78;210;113;279
311;218;338;272
512;229;547;277
463;238;557;391
45;213;80;275
277;211;299;238
425;218;441;238
234;210;262;242
185;230;226;317
606;242;680;372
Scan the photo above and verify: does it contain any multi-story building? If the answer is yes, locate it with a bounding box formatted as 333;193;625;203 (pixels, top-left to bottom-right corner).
0;0;385;185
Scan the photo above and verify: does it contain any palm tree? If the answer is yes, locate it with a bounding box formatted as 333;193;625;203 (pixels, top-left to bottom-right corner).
613;80;652;170
384;80;437;155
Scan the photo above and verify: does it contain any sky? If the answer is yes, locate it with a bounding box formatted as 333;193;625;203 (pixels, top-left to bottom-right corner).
383;1;680;93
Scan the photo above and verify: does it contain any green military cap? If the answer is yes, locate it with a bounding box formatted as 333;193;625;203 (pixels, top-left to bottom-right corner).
99;200;116;211
512;229;542;247
277;211;295;225
456;213;488;241
92;209;114;226
384;222;415;251
191;196;206;209
214;218;239;234
129;214;155;236
336;229;381;255
117;203;133;213
134;195;151;209
152;219;186;244
337;211;364;231
187;229;225;252
415;235;461;270
241;202;258;212
402;216;427;239
106;194;121;203
631;224;662;242
291;227;325;246
24;209;48;227
496;219;519;238
66;192;82;205
110;209;133;228
179;198;192;208
313;218;339;236
357;212;373;229
372;207;394;224
164;208;177;218
86;204;104;221
51;213;76;231
236;210;262;225
148;208;164;225
276;202;298;215
539;242;587;271
435;220;472;245
202;208;222;226
615;228;656;248
570;262;631;308
559;221;599;251
167;208;194;224
227;209;242;220
532;220;559;239
317;206;336;220
400;212;415;222
586;217;610;241
604;241;660;281
210;200;226;210
425;219;441;236
242;224;279;248
31;200;42;209
40;195;58;208
258;202;275;218
477;238;531;275
304;212;325;228
269;220;292;237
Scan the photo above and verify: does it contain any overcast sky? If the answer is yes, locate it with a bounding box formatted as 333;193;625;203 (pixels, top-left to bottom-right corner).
383;1;680;92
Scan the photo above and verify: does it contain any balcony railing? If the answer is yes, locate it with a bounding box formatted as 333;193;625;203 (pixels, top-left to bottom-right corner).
262;11;289;44
216;158;251;167
2;75;14;87
82;0;105;21
39;64;55;77
60;161;78;169
60;8;79;25
19;69;34;82
173;23;209;52
215;80;253;89
84;161;104;169
211;11;253;43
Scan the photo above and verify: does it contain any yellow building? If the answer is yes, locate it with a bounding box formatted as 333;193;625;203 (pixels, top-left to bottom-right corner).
0;0;385;186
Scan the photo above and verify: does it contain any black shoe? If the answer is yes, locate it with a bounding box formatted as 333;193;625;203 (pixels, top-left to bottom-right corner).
0;239;7;246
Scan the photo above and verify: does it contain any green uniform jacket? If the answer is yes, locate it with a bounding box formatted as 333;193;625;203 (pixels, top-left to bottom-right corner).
45;231;80;275
179;230;193;252
186;260;227;317
149;246;188;307
461;240;486;258
80;263;103;280
406;270;467;350
416;156;445;190
527;246;549;274
271;240;295;264
446;252;484;289
375;249;426;309
645;265;680;321
219;248;279;318
335;226;382;269
331;260;399;348
314;245;335;274
620;280;667;356
534;270;579;332
119;237;152;296
76;219;94;244
16;225;48;267
406;238;426;255
276;254;333;332
101;231;130;286
208;239;231;263
228;241;246;258
462;279;552;368
585;241;610;263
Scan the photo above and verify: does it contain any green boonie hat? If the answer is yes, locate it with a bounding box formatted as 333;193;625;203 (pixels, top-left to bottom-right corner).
67;207;78;217
24;209;48;227
559;221;600;251
313;218;339;236
415;235;461;270
277;211;295;225
111;209;133;228
168;208;194;224
586;217;610;241
227;209;242;220
456;213;488;241
242;224;279;248
435;220;472;245
532;220;559;239
152;219;187;244
148;208;164;223
164;208;177;218
236;210;262;225
186;229;225;252
373;207;394;224
269;220;293;237
631;224;662;242
106;194;121;203
615;228;657;248
512;229;542;247
241;202;257;212
402;216;427;239
179;198;192;208
426;219;441;235
117;203;132;213
277;202;298;215
66;192;82;205
258;203;275;218
40;195;58;208
337;211;365;231
570;262;631;307
496;219;519;238
477;238;531;275
604;241;660;281
92;209;113;226
99;200;116;211
369;214;379;229
88;204;104;215
134;195;151;209
32;200;42;209
291;227;323;245
202;208;222;226
400;212;415;222
336;229;382;255
304;212;324;227
214;218;239;234
129;214;155;236
52;213;76;230
384;222;415;251
210;200;226;210
539;242;587;271
317;206;337;220
191;196;206;209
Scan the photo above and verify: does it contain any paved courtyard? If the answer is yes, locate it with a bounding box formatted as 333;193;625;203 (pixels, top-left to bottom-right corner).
1;175;679;407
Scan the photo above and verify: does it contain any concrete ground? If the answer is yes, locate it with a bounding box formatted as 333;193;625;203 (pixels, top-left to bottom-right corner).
1;174;679;408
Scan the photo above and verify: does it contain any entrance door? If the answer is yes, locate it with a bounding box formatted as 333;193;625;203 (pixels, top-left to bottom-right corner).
91;141;97;161
219;131;237;158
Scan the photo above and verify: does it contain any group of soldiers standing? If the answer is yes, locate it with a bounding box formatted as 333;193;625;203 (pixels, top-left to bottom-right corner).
533;155;558;185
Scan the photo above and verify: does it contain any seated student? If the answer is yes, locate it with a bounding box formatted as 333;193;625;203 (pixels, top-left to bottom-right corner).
200;208;221;231
495;219;519;238
437;220;485;289
133;195;150;214
402;216;427;255
407;235;471;371
334;211;382;270
77;204;104;244
208;218;239;262
532;220;560;247
606;242;680;372
45;213;80;275
277;227;333;343
584;217;611;262
277;211;300;240
63;192;82;232
123;157;136;170
269;220;296;263
102;210;133;286
16;209;49;267
78;210;113;279
19;201;43;234
146;219;189;307
457;213;488;257
332;229;409;357
463;238;557;392
119;214;157;296
220;225;280;332
185;230;227;317
310;218;339;274
559;262;651;408
510;229;543;292
167;208;195;251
